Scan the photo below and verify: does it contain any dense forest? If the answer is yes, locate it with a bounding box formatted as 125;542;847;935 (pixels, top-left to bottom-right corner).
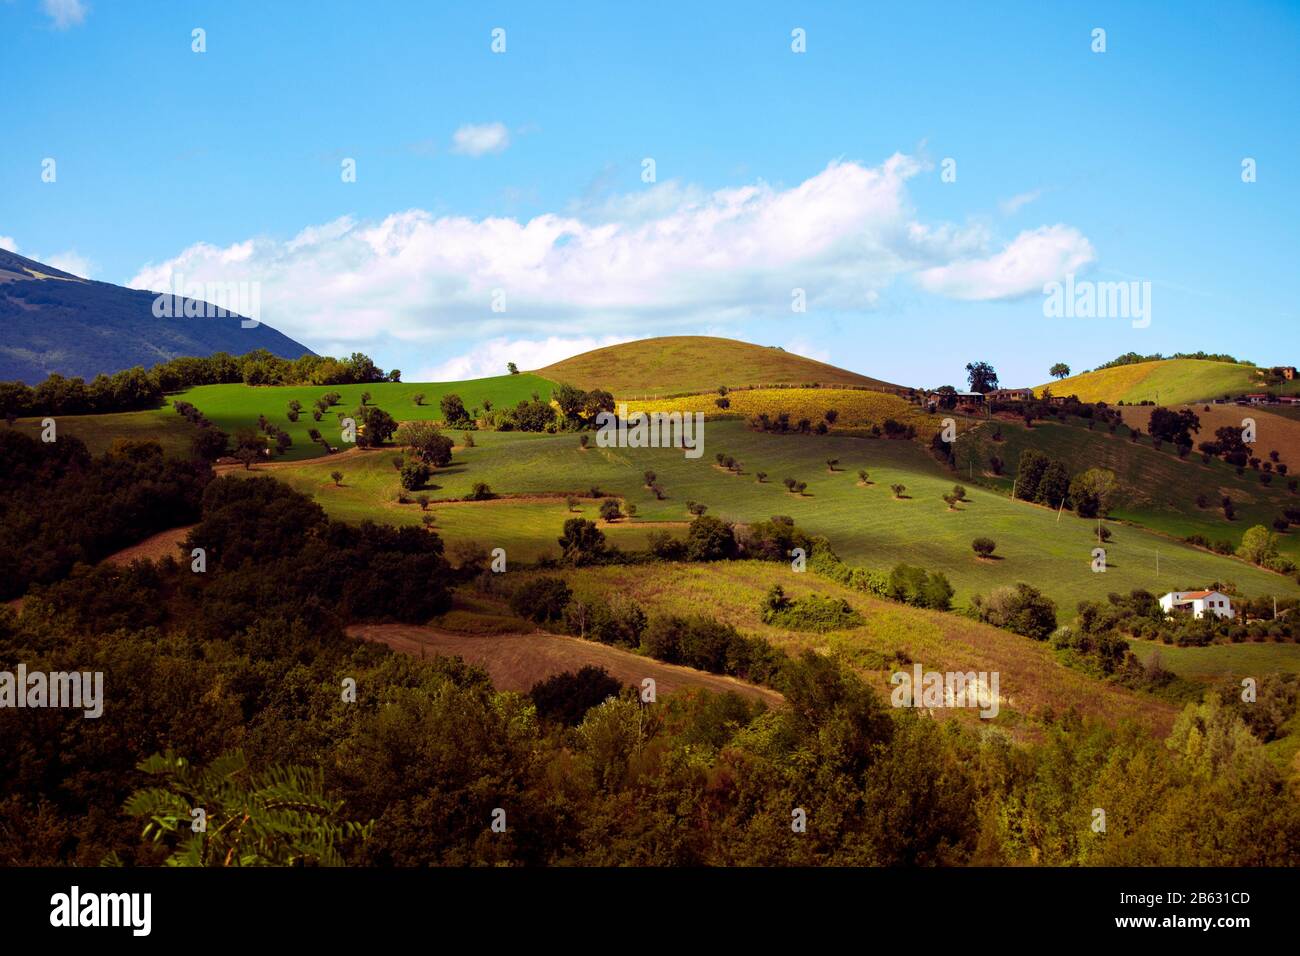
1;430;1297;866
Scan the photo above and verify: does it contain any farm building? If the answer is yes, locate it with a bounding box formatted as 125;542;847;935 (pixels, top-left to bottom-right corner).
988;388;1034;402
1158;590;1235;620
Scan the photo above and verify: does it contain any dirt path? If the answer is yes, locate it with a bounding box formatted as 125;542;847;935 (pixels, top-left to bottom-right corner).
213;446;371;474
349;623;784;705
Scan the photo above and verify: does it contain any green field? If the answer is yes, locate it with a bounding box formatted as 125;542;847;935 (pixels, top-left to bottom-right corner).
263;419;1300;610
1036;359;1298;405
967;417;1300;561
177;373;556;460
1128;637;1300;678
12;408;198;457
538;335;901;398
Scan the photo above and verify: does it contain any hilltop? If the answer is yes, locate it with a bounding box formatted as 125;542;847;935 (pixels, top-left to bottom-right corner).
1035;358;1293;406
0;249;312;384
537;335;902;398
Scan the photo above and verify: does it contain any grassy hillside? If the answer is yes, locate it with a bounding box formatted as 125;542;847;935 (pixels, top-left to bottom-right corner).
550;562;1175;737
258;420;1300;610
538;335;902;397
178;373;556;461
968;417;1300;561
1035;359;1291;405
11;408;198;457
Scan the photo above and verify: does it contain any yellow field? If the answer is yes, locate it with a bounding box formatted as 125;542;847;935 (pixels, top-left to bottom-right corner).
624;387;934;430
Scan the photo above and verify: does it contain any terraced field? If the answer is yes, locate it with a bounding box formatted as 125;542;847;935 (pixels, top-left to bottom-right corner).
260;420;1300;610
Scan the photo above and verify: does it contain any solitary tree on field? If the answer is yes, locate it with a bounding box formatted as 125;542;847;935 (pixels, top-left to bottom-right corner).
972;537;997;558
507;362;519;375
412;392;425;406
330;471;343;486
890;483;906;499
1049;363;1071;379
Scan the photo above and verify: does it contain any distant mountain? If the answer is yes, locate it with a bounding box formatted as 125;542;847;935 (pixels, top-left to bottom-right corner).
537;335;904;397
0;249;313;384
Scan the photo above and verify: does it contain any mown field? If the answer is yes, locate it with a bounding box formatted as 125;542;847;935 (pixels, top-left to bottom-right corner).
624;387;933;430
175;373;557;460
544;561;1176;737
1117;403;1300;468
1035;359;1294;405
11;408;197;456
260;419;1300;610
968;417;1300;561
538;335;900;398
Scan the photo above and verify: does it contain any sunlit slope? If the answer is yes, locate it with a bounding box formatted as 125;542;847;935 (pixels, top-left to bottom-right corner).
538;336;902;397
1036;359;1271;405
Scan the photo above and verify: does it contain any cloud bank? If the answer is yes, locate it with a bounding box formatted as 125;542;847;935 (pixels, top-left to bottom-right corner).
128;154;1095;354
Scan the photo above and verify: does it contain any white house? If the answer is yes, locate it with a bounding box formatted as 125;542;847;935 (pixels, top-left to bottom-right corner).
1158;590;1235;620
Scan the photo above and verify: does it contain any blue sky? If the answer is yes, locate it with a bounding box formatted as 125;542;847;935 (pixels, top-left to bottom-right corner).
2;0;1296;388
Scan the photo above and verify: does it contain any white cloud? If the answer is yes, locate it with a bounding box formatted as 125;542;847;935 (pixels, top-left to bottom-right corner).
417;335;636;381
998;189;1042;216
0;236;17;253
41;0;87;29
914;225;1095;301
127;155;1092;349
451;122;510;157
45;250;96;278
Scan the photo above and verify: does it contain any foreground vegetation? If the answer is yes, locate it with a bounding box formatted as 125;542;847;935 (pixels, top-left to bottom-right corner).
2;460;1297;866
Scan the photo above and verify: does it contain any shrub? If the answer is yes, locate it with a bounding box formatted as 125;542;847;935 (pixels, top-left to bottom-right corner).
399;459;431;491
972;537;996;558
465;481;495;501
599;499;622;522
888;564;954;610
509;576;572;623
975;583;1057;640
685;515;737;561
760;586;863;632
529;667;624;726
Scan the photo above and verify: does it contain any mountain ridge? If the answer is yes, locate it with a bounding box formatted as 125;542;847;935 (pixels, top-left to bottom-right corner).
0;249;313;384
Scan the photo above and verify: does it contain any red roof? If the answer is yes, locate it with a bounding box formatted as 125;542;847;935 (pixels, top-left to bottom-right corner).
1177;590;1214;600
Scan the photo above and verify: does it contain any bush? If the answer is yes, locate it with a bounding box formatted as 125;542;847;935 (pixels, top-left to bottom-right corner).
599;499;622;522
972;537;996;558
509;576;572;623
399;459;431;491
529;667;624;726
888;564;954;610
760;586;863;632
465;481;495;501
974;583;1057;640
685;515;737;561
